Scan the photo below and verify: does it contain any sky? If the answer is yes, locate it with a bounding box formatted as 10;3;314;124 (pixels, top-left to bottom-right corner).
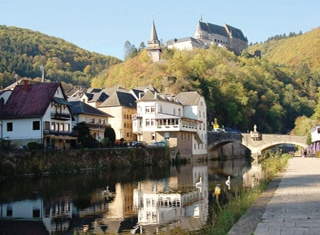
0;0;319;60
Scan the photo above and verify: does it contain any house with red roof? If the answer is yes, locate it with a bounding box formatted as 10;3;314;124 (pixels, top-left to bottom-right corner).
0;80;77;149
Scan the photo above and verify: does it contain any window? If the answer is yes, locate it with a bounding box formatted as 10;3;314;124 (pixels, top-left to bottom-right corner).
33;208;40;218
151;106;155;113
43;121;50;130
145;106;150;113
199;111;201;117
151;119;155;126
6;206;12;216
66;123;70;132
51;122;55;130
60;123;64;132
173;108;176;115
146;119;150;126
7;122;13;132
33;121;40;130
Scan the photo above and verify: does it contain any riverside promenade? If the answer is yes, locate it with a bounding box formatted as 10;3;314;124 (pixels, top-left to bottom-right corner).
228;157;320;235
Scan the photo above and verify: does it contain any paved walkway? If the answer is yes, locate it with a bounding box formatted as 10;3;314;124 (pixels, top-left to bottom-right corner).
228;157;320;235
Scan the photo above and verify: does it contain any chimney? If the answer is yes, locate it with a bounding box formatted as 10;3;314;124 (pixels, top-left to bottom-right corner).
23;80;30;92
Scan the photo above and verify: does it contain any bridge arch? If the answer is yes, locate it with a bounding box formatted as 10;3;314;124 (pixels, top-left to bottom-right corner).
207;132;308;158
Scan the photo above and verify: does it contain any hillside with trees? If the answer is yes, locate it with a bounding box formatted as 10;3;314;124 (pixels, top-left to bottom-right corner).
92;39;319;133
0;25;121;89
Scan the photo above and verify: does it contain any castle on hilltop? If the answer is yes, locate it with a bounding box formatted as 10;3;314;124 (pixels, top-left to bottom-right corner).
165;18;248;55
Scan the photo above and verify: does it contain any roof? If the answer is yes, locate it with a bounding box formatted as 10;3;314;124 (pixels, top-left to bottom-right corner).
138;90;183;105
225;24;248;41
88;91;109;102
0;82;65;119
199;21;229;37
197;21;247;42
175;91;201;106
149;20;159;42
137;90;166;102
130;85;159;99
100;90;137;109
166;37;206;47
101;85;127;95
69;101;112;117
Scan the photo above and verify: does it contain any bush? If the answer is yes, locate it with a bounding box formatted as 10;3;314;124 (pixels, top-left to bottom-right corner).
27;142;44;150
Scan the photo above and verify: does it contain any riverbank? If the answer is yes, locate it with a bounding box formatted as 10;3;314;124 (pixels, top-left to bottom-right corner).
191;152;292;235
0;147;172;181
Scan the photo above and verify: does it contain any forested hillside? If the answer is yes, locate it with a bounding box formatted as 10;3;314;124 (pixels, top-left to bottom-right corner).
0;25;121;89
92;40;320;134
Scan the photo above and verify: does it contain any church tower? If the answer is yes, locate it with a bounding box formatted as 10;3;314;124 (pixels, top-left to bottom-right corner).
146;21;161;62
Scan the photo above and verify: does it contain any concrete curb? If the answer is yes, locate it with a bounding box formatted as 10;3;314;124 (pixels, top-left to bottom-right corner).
228;168;286;235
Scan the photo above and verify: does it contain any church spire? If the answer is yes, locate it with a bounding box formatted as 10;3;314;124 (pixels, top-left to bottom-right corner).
149;20;159;43
147;20;161;62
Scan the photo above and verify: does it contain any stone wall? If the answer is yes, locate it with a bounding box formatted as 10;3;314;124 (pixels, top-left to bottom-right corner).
0;147;171;180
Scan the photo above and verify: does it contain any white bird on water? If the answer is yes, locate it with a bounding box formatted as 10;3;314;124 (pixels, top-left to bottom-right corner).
226;176;231;190
102;186;110;195
195;177;203;192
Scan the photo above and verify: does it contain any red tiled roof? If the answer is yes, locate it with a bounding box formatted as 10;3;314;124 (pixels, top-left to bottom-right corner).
0;82;61;119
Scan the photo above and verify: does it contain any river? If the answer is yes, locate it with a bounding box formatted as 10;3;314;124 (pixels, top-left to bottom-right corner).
0;157;262;234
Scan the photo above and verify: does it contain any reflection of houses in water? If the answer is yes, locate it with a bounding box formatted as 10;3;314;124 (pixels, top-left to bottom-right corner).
0;197;73;234
133;165;208;233
73;182;136;234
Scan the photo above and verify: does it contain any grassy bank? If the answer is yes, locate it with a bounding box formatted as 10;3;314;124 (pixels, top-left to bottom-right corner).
193;151;292;235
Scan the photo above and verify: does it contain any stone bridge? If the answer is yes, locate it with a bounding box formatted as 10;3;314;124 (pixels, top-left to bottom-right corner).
207;131;308;158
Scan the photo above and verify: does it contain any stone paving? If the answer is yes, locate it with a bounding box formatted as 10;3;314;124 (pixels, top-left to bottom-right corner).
228;157;320;235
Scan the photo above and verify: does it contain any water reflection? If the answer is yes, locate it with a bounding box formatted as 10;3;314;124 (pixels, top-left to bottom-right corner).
0;157;261;234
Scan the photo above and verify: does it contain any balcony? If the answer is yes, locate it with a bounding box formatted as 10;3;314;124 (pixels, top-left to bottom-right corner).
132;113;143;119
86;122;109;128
51;112;71;120
43;129;78;137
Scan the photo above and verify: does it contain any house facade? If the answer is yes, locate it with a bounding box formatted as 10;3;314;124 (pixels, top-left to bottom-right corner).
99;90;137;143
132;90;207;158
0;81;77;149
69;101;112;141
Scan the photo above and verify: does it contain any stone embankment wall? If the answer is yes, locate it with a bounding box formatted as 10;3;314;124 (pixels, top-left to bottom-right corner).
0;147;171;180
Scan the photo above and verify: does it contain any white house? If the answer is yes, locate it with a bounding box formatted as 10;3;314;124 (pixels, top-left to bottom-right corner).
132;90;207;159
0;81;77;149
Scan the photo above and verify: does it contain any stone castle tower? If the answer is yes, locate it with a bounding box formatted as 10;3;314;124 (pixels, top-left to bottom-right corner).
146;21;161;62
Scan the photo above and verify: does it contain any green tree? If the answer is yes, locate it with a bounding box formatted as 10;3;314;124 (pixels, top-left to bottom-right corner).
72;122;98;148
123;41;138;60
104;125;116;147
